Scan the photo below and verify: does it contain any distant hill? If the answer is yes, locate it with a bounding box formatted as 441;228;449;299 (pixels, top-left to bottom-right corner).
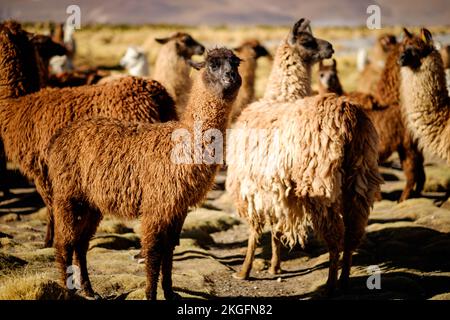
1;0;449;26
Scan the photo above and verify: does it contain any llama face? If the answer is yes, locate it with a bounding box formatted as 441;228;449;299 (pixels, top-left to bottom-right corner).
234;40;270;59
318;59;339;91
191;48;242;98
399;28;434;70
155;32;205;59
288;18;334;63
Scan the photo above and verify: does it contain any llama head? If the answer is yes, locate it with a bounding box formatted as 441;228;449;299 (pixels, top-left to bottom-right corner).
29;34;67;61
377;34;397;53
0;20;41;95
189;48;242;99
318;59;339;91
398;28;435;70
287;18;334;63
234;39;271;60
119;46;149;76
155;32;205;59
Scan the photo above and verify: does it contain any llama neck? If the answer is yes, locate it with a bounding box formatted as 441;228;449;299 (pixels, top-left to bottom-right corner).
233;52;257;109
181;78;234;133
400;51;450;162
376;45;400;105
319;76;343;95
263;40;311;102
153;43;191;103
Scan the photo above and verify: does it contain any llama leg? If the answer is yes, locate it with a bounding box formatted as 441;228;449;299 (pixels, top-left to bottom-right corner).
340;247;352;290
141;217;163;300
161;218;185;300
55;240;74;291
340;197;369;289
398;145;416;202
233;229;259;280
44;209;54;248
268;231;283;275
34;179;54;248
53;207;75;292
73;210;101;298
53;199;77;291
413;151;425;196
317;207;344;295
0;146;10;197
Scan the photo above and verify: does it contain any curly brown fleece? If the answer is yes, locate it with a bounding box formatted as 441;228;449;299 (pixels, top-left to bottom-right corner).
0;23;66;196
0;22;177;247
0;21;40;99
45;48;241;300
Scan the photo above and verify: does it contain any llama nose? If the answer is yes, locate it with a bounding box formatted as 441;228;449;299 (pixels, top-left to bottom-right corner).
327;43;334;54
196;45;205;55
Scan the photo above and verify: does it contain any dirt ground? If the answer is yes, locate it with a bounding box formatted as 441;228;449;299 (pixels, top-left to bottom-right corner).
0;154;449;300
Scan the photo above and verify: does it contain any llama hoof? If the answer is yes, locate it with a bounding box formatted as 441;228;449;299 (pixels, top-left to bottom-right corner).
78;288;102;300
164;291;182;300
232;272;249;280
268;267;283;275
43;241;53;249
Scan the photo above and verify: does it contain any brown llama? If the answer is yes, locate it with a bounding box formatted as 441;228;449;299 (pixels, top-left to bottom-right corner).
44;48;241;300
357;34;397;94
318;55;425;202
153;32;205;114
231;39;271;121
0;21;177;248
0;21;65;197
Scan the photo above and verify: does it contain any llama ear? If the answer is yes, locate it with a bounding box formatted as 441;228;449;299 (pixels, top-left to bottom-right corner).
318;60;324;68
403;28;413;39
187;60;205;70
421;28;433;45
289;18;310;45
155;37;170;44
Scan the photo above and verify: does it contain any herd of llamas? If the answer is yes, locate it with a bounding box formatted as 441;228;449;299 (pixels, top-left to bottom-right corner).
0;17;449;300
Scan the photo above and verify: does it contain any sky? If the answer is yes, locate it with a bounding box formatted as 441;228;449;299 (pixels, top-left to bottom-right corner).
0;0;448;26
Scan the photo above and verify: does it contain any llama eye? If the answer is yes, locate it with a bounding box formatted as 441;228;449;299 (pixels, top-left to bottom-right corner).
302;40;317;49
320;73;324;78
210;61;220;70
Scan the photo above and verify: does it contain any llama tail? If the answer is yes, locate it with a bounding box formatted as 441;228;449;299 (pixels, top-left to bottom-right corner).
342;106;383;250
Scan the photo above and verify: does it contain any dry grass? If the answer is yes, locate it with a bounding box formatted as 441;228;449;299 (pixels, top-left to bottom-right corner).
0;273;66;300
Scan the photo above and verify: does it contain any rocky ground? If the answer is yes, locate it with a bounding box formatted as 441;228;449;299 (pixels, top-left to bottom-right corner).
1;155;450;300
